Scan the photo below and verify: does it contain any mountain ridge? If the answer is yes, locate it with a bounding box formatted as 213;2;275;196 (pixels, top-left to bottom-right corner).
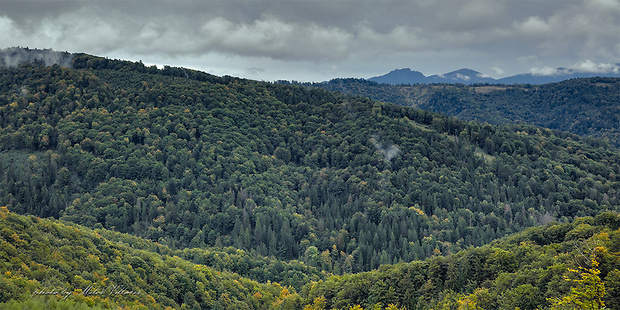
312;76;620;147
369;66;620;85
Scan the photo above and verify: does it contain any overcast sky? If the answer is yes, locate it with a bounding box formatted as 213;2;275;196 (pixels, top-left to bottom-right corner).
1;0;619;81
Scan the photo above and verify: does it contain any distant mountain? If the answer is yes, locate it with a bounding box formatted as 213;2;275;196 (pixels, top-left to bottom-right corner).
427;68;496;84
367;68;428;84
370;66;620;85
368;68;493;85
497;67;620;84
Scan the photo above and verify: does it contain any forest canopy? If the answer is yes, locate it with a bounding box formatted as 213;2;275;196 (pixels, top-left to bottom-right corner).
309;77;620;147
1;53;620;309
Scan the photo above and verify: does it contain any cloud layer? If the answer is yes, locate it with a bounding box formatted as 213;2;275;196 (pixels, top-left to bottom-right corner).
1;0;619;81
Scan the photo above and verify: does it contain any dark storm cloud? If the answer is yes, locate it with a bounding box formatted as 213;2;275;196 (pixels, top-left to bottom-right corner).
1;0;619;81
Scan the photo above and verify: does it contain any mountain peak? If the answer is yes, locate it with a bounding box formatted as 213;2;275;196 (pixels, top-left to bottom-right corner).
436;68;487;81
426;68;494;84
368;67;494;85
448;68;481;75
368;66;620;85
368;68;427;85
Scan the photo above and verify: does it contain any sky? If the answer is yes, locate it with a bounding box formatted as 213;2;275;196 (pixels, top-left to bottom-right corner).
1;0;619;82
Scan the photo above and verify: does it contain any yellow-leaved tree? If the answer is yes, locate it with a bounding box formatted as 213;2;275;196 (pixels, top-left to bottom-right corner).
549;244;607;310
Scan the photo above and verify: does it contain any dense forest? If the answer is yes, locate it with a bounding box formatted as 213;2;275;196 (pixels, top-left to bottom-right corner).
302;211;620;309
307;77;620;147
1;53;620;308
2;204;620;309
0;208;303;309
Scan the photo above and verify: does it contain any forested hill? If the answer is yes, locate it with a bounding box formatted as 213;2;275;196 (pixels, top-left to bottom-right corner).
2;54;620;267
302;212;620;309
307;77;620;147
1;54;620;306
2;203;619;310
0;208;304;309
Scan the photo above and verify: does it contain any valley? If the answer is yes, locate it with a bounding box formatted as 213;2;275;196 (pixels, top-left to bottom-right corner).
0;52;619;309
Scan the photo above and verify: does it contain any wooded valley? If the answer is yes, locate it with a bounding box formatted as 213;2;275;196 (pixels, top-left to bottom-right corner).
0;53;619;309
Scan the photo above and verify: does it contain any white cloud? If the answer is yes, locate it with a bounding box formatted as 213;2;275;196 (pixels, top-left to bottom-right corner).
528;66;562;76
0;16;19;45
514;16;552;38
572;60;620;73
491;66;505;76
455;73;471;81
528;60;620;76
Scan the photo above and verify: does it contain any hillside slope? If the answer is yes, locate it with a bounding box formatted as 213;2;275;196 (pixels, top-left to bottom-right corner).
312;77;620;147
0;208;301;309
2;198;619;309
1;55;620;277
301;212;620;309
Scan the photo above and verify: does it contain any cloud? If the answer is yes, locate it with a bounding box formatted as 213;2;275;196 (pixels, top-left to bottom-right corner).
528;66;564;76
528;60;620;76
371;136;400;162
0;0;619;81
515;16;552;37
585;0;620;12
510;0;620;59
196;17;355;61
355;23;427;54
572;60;620;74
0;47;73;68
456;73;471;81
454;0;508;30
491;66;505;76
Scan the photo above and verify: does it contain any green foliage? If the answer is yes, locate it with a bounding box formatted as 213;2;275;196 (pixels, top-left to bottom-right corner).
0;208;297;309
299;212;620;309
3;56;620;309
2;59;620;279
311;77;620;147
549;248;606;309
